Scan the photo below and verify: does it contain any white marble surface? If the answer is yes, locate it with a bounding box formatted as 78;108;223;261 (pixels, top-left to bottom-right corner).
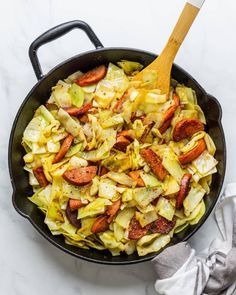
1;0;235;294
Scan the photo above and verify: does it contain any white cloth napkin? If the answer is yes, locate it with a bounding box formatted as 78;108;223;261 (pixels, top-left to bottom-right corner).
152;183;236;295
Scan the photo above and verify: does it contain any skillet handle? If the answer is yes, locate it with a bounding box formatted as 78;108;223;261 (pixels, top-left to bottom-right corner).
29;20;104;80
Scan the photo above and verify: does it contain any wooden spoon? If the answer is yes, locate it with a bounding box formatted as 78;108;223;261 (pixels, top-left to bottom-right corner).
134;0;205;95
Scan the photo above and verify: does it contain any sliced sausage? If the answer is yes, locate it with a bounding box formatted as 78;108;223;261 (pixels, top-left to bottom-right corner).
173;118;204;142
66;202;81;228
176;173;192;209
52;134;74;164
178;139;206;165
128;170;145;187
159;118;172;134
33;167;49;187
63;166;97;186
151;197;160;206
140;148;167;181
113;135;131;152
130;115;146;123
91;215;109;234
76;65;107;87
128;217;149;240
113;92;128;113
63;102;92;117
149;216;176;234
79;114;89;123
140;122;155;143
99;166;109;176
69;198;88;212
106;199;121;223
159;94;179;133
163;93;180;122
118;130;135;141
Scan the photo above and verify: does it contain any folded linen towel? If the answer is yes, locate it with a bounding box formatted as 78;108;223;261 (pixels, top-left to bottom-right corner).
152;183;236;295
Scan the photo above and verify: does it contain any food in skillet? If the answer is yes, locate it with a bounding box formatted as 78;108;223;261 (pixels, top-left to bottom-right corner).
22;61;218;256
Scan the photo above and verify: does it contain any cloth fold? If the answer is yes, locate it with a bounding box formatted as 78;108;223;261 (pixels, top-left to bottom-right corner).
152;183;236;295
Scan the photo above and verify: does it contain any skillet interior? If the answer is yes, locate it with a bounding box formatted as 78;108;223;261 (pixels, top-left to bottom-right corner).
9;48;226;264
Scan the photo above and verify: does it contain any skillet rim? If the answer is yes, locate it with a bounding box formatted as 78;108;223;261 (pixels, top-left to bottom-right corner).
8;46;226;265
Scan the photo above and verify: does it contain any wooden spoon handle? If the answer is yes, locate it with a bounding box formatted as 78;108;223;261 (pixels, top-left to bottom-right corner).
169;1;204;50
134;0;205;95
159;1;205;65
138;0;205;94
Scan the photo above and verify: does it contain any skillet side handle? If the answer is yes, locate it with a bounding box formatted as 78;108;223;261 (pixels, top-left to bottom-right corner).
29;20;104;80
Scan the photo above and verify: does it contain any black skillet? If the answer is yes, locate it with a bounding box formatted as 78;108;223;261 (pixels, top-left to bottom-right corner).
8;20;226;265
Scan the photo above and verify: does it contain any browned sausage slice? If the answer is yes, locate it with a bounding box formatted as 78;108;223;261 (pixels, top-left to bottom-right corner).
140;122;155;143
128;171;145;187
130;115;146;123
140;148;167;181
106;199;121;223
128;217;149;240
178;139;206;165
163;94;180;122
159;94;179;133
176;173;192;209
66;202;81;228
113;92;128;113
173;119;204;142
64;102;92;117
33;167;49;187
76;65;107;87
118;130;135;141
99;166;109;176
113;135;131;152
63;166;97;186
69;198;89;212
91;215;109;234
159;118;172;134
79;114;89;123
149;216;176;234
52;134;74;164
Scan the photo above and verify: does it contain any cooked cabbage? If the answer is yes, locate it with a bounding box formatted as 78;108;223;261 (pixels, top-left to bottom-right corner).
106;172;136;187
57;108;81;137
156;197;175;221
115;207;135;229
133;187;163;208
192;150;218;176
98;179;119;200
117;60;143;75
69;83;85;107
23;60;218;257
183;184;206;216
162;148;185;183
78;198;112;219
137;234;171;256
52;81;71;107
136;210;158;227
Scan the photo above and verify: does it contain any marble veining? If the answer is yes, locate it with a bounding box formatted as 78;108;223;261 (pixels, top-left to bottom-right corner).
1;0;235;294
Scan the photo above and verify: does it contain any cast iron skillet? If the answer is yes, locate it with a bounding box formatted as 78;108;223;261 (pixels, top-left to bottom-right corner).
8;20;226;265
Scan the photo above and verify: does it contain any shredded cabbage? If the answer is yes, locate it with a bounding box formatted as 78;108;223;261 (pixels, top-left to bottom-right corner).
23;60;218;257
133;187;163;208
57;108;81;137
183;184;206;216
137;234;171;256
78;198;112;219
52;81;72;107
117;60;143;75
156;197;175;221
69;83;85;107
